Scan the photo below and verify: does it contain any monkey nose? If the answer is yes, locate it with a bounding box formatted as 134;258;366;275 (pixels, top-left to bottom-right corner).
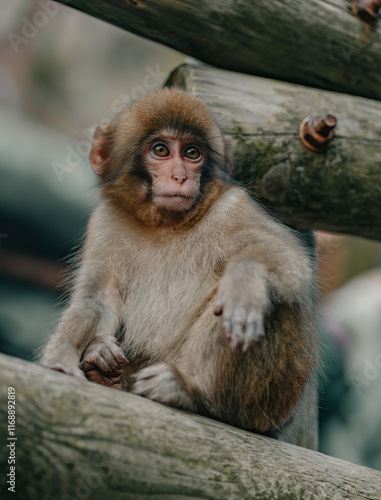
173;173;188;184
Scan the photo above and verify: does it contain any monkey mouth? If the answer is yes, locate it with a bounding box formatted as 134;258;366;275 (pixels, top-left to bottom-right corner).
155;194;194;202
154;194;195;211
157;194;192;198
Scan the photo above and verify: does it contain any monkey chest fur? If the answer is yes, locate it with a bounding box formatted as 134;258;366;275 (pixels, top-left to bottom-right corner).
117;229;226;358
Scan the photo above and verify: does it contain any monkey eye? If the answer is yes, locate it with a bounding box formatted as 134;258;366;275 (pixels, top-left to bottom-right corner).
183;146;201;160
152;144;170;157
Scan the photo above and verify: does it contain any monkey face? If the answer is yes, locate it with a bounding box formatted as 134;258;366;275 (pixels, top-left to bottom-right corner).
89;88;226;226
145;131;204;212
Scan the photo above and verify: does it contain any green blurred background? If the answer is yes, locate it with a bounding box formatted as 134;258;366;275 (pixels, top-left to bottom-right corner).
1;0;380;471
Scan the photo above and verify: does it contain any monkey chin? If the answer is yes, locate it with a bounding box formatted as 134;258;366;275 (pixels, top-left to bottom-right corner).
153;194;195;212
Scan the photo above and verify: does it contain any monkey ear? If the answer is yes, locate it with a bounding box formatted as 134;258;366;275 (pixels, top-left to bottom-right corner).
90;126;110;177
223;136;234;174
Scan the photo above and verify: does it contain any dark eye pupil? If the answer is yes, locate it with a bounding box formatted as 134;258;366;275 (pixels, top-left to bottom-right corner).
186;147;199;159
152;144;168;157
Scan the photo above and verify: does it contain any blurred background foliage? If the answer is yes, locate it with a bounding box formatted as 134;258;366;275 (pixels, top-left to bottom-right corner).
0;0;380;472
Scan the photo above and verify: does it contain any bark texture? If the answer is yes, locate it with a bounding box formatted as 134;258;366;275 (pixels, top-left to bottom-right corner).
0;354;380;500
58;0;381;101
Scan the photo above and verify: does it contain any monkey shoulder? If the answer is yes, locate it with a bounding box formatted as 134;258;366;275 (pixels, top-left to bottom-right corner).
86;202;140;246
211;186;291;241
215;186;313;290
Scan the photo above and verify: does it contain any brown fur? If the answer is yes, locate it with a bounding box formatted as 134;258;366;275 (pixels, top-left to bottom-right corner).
41;88;317;439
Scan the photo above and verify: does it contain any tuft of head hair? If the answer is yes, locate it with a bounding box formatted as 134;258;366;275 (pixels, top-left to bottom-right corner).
113;87;224;159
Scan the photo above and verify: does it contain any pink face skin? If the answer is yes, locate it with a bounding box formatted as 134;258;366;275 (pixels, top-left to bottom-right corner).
146;133;204;211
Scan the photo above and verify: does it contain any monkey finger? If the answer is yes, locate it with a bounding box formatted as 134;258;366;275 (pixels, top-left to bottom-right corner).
252;315;265;339
227;307;247;349
107;342;129;366
242;340;251;352
230;336;241;351
83;352;111;373
83;339;127;373
86;368;123;390
223;318;233;340
81;359;101;375
98;347;124;371
231;324;245;348
242;315;265;351
85;367;105;384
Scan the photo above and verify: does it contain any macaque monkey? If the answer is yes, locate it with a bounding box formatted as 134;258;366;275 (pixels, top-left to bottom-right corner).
41;88;316;439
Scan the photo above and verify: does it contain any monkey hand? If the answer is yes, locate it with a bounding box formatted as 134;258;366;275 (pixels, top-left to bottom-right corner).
81;334;128;390
214;261;269;351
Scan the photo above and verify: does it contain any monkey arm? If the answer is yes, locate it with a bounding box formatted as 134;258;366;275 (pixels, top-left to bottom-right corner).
213;196;313;351
225;192;313;302
41;209;123;377
41;277;123;377
214;240;312;348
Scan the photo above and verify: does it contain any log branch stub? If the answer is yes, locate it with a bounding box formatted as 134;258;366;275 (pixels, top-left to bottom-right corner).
299;114;337;153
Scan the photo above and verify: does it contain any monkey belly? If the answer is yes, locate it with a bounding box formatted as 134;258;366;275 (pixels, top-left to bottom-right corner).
119;269;218;361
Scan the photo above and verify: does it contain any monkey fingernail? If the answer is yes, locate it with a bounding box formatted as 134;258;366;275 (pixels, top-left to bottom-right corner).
214;305;223;315
51;366;65;373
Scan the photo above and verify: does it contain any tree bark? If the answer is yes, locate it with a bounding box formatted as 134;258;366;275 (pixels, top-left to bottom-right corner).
167;64;381;241
58;0;381;102
0;353;380;500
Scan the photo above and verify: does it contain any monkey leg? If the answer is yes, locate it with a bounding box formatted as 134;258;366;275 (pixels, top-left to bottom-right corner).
133;302;313;435
81;334;128;390
131;307;246;420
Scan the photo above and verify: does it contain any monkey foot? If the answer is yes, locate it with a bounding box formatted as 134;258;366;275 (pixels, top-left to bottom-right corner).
132;363;193;410
81;334;128;390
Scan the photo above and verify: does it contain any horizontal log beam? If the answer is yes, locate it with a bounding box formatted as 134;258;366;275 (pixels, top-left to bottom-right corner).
167;64;381;241
0;353;380;499
58;0;381;101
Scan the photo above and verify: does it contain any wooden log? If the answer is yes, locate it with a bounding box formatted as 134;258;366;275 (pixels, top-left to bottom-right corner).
58;0;381;102
0;353;380;499
166;64;381;241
